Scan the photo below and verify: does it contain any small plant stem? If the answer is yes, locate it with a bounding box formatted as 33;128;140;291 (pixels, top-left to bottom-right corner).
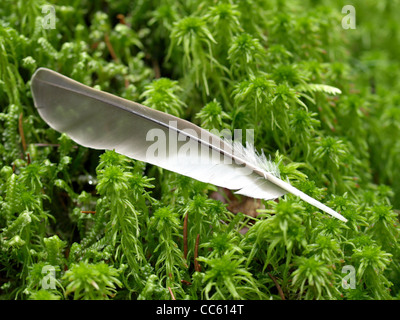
152;58;161;79
104;34;119;63
18;113;26;153
268;272;286;300
81;210;96;214
168;287;176;300
183;212;188;260
116;14;126;25
181;279;192;286
194;234;201;272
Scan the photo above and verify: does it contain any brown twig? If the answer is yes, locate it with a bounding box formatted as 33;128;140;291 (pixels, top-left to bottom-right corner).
104;33;119;63
81;210;96;214
104;33;130;89
183;212;188;260
168;287;176;300
18;113;26;153
116;14;127;25
124;77;130;88
268;272;286;300
181;279;192;286
152;58;161;79
194;234;201;272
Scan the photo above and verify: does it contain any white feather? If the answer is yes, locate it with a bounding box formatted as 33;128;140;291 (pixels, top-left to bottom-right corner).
30;68;347;222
